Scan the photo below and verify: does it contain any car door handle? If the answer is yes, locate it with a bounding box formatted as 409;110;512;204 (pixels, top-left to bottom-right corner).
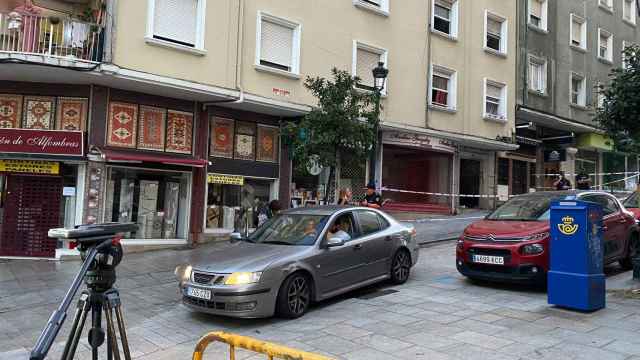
385;236;393;242
353;244;363;250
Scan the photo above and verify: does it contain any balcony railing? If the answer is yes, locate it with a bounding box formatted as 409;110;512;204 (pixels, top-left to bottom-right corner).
0;13;104;64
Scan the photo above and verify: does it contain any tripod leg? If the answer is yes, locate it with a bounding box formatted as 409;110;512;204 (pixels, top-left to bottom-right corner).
104;302;121;360
112;298;132;360
89;300;104;360
61;292;91;360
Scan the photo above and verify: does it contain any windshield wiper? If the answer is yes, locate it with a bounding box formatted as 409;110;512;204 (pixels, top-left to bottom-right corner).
260;240;292;245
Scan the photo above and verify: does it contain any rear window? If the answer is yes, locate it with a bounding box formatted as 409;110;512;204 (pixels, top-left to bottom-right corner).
358;211;383;236
487;195;562;221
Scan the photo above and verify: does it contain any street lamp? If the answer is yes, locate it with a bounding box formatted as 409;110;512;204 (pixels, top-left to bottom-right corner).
369;62;388;186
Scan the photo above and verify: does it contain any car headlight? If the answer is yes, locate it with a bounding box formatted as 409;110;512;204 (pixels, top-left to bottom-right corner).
521;243;544;255
224;272;262;285
174;264;192;284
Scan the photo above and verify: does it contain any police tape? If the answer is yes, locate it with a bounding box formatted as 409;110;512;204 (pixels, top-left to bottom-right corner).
381;187;500;198
534;171;639;177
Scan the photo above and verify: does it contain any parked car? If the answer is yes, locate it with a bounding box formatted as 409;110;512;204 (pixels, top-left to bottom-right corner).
622;191;640;220
456;191;639;285
175;206;419;318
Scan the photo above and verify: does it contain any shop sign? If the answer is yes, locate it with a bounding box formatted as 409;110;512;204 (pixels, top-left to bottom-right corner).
0;128;83;156
544;149;566;162
382;131;456;153
0;160;59;174
207;173;244;185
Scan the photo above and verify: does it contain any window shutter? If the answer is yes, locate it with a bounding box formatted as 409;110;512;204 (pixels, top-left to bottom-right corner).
487;18;502;35
487;84;501;98
530;0;542;17
356;48;380;87
435;0;451;17
571;20;581;42
154;0;198;46
260;19;294;68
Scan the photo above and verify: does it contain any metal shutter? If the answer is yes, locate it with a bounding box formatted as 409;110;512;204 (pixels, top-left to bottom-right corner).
154;0;198;46
530;0;542;17
356;48;380;87
571;19;582;44
487;84;502;99
487;18;502;36
260;19;294;69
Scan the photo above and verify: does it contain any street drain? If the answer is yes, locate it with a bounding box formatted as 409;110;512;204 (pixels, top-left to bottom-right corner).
355;289;399;300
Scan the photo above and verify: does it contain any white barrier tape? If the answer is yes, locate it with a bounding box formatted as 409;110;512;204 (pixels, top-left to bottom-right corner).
592;172;640;189
534;171;639;177
381;187;499;198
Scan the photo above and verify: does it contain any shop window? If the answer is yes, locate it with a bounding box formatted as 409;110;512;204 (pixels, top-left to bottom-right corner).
104;168;190;240
529;162;537;190
206;178;274;231
234;121;256;161
498;158;509;185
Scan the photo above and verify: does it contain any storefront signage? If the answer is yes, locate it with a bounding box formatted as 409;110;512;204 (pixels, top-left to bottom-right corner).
544;149;566;162
382;131;456;153
0;129;83;156
0;160;59;174
207;173;244;185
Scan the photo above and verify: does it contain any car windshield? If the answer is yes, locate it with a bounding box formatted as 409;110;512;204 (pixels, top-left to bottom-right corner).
247;214;329;246
487;194;562;221
623;192;639;208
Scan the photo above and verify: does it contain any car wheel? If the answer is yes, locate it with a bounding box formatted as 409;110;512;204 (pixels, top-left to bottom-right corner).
620;233;639;270
390;249;412;285
276;273;311;319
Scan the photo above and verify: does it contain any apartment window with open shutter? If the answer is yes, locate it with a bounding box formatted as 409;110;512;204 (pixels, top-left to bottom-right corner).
255;13;301;75
570;14;586;50
432;0;459;38
528;0;547;30
528;57;546;93
571;73;586;106
624;0;637;24
354;45;386;91
429;65;456;110
598;29;612;61
484;79;506;120
152;0;199;47
485;11;507;55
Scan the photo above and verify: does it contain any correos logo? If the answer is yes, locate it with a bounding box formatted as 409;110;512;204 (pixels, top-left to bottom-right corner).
558;216;579;235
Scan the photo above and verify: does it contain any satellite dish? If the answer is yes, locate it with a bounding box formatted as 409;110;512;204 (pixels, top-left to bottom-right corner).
306;155;323;176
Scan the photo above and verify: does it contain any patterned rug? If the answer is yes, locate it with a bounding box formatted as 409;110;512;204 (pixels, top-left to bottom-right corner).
211;117;234;158
56;97;88;131
257;125;279;162
138;105;166;151
0;94;22;128
23;96;55;129
166;110;193;154
107;102;138;148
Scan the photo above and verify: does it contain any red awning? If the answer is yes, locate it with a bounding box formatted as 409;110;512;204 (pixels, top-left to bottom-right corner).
97;149;208;167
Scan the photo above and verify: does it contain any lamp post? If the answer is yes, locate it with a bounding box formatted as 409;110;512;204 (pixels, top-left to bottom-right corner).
369;61;388;186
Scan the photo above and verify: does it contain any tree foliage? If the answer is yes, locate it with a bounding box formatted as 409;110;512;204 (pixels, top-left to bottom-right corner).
596;45;640;152
284;68;380;172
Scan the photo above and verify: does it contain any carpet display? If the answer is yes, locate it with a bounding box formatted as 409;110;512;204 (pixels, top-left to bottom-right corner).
138;105;166;151
107;102;138;148
211;117;235;158
0;94;22;128
56;97;87;131
234;121;255;161
166;110;193;154
23;96;55;129
257;125;279;162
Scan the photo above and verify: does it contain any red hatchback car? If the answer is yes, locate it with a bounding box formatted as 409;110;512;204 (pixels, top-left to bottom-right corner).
456;191;639;284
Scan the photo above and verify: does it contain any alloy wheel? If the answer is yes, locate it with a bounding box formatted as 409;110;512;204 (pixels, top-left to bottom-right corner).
393;251;411;282
287;276;310;316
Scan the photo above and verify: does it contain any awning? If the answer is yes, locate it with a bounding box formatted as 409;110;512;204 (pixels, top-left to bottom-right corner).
90;149;208;167
516;107;603;134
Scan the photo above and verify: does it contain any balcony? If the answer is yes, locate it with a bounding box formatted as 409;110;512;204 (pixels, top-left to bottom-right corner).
0;12;104;68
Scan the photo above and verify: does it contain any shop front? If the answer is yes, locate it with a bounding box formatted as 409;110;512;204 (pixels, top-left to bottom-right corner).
0;128;85;258
206;111;284;234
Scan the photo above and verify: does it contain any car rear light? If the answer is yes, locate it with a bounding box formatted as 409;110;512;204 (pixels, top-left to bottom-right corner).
521;243;544;255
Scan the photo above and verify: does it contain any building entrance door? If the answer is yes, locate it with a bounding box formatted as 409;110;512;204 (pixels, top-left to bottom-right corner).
460;159;481;208
0;174;62;257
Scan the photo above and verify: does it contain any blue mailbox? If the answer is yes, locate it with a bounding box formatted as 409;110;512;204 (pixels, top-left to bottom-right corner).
548;198;605;311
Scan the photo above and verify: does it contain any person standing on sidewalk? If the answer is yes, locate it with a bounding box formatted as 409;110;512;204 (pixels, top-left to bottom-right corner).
337;188;353;205
553;171;572;190
360;183;382;209
576;171;592;190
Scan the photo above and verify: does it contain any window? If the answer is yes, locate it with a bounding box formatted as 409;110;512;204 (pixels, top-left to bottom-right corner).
353;0;390;16
485;11;508;55
255;12;301;75
429;65;457;110
432;0;459;38
528;56;546;94
570;14;587;50
528;0;548;31
146;0;206;51
357;211;383;236
353;42;388;93
599;0;613;11
484;79;507;121
624;0;637;24
596;81;605;108
623;41;638;68
571;73;586;106
582;195;618;215
598;28;613;62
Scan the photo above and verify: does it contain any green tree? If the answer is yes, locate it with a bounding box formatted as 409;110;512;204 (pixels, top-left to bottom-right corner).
284;68;380;201
596;45;640;152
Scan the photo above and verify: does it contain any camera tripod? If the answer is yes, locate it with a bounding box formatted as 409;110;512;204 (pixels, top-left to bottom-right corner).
30;223;138;360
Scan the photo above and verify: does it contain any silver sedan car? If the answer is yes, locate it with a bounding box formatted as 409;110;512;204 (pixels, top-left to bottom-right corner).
175;206;419;319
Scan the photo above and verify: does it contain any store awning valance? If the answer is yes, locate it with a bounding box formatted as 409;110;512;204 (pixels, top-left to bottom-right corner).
90;148;209;167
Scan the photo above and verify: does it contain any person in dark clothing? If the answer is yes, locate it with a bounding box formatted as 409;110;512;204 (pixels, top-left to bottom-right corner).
553;171;572;190
360;183;382;208
258;200;283;227
576;172;592;190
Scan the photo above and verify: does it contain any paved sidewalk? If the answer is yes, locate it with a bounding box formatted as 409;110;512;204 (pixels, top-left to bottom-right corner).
1;240;639;360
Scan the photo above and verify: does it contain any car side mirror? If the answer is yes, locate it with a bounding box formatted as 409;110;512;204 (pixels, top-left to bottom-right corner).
326;237;345;248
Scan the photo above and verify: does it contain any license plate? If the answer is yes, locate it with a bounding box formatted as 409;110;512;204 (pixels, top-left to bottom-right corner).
187;287;211;300
472;255;504;265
